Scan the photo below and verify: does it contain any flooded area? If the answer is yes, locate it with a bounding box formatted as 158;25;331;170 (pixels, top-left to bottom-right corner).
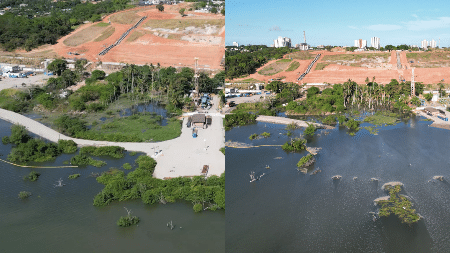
226;115;450;252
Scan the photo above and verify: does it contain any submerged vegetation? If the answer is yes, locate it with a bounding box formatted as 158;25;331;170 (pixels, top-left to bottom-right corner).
18;191;31;200
80;146;125;159
68;174;81;179
93;155;225;212
24;171;40;182
224;112;257;131
282;138;306;152
70;154;106;167
2;125;78;164
297;154;314;167
376;185;420;225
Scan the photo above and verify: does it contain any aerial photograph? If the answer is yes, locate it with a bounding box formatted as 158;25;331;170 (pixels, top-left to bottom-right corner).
225;0;450;252
0;0;225;252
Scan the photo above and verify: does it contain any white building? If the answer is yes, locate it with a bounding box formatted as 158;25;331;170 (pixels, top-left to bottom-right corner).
273;36;291;48
430;40;437;48
299;43;309;51
232;42;239;47
354;39;367;48
421;40;428;49
371;37;380;49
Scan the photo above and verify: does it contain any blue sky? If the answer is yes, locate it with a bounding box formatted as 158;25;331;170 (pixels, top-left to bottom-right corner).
226;0;450;47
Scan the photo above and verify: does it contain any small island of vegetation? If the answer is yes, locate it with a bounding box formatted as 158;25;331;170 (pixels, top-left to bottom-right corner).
376;185;420;225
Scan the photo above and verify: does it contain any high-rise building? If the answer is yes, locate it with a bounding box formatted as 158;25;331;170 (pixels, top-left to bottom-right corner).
371;37;380;49
354;39;367;48
430;40;437;48
273;36;291;48
232;42;239;47
421;40;428;49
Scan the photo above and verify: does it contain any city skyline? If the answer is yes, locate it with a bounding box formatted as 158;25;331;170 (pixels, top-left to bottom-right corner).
226;0;450;47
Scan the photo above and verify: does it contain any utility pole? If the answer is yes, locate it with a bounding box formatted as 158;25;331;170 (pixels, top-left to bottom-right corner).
411;68;415;97
303;31;306;44
194;57;199;99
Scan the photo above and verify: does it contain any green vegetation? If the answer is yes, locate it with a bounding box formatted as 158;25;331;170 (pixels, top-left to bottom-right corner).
258;60;292;76
68;174;81;179
363;112;399;126
315;62;330;70
226;45;295;79
344;118;360;133
156;4;164;11
70;154;106;167
285;51;314;60
55;113;182;143
0;0;131;51
224;112;257;131
282;138;306;152
95;22;110;27
322;53;390;62
304;124;316;137
93;155;225;212
232;102;276;116
261;132;271;138
117;215;140;227
424;93;433;101
322;115;337;125
220;147;225;155
3;125;77;164
285;61;300;72
145;19;224;30
285;122;298;130
130;151;137;156
18;191;31;200
249;133;258;140
297;154;313;167
123;163;132;170
24;171;41;182
377;185;420;225
80;146;125;159
364;126;379;135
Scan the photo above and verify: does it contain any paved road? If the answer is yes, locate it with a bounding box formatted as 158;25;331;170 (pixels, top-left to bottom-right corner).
0;107;225;179
0;74;49;91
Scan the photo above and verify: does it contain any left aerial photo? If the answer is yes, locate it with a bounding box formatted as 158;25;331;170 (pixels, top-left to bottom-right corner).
0;0;225;252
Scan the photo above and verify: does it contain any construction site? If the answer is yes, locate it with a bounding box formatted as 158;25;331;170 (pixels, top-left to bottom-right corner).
0;2;225;73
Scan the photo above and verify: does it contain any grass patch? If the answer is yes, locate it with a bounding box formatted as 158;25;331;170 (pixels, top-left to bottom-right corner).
220;147;225;155
277;58;292;63
167;34;183;40
322;53;390;62
249;133;258;140
286;61;300;72
144;19;225;30
315;62;330;70
95;22;110;27
110;10;141;24
238;78;262;83
297;154;313;167
285;51;314;60
364;126;379;135
94;26;116;42
127;30;145;42
261;132;271;138
363;112;399;126
63;25;110;46
70;154;106;167
258;61;292;76
83;113;182;142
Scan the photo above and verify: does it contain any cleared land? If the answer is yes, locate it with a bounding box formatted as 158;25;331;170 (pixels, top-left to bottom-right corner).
315;62;330;70
126;30;148;42
407;51;450;68
320;53;390;68
94;26;116;42
63;25;111;47
258;59;292;75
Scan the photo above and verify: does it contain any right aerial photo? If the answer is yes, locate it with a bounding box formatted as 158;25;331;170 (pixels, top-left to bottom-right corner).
225;0;450;252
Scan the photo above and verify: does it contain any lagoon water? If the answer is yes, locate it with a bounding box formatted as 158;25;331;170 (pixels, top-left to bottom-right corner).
0;120;224;253
226;115;450;253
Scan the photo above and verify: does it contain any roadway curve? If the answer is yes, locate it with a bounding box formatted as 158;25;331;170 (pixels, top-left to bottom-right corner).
0;107;225;179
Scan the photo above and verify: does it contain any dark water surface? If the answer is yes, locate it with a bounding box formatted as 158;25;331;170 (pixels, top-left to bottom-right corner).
0;120;224;253
226;116;450;253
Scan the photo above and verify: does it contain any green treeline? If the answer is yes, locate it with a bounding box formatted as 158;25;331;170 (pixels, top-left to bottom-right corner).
0;0;130;51
93;155;225;212
224;112;257;131
225;45;296;79
2;125;77;164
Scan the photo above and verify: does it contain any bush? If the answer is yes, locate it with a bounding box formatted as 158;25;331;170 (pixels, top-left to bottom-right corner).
323;115;336;125
68;174;80;179
261;132;271;138
117;216;140;227
297;154;313;167
249;133;258;140
18;191;31;199
80;146;125;159
24;171;41;181
58;140;78;154
304;124;316;137
193;203;203;212
123;163;132;170
70;154;106;167
282;138;306;152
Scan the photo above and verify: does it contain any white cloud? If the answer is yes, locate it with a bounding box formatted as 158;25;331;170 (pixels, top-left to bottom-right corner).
348;26;357;29
412;14;418;18
403;17;450;31
366;24;402;31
